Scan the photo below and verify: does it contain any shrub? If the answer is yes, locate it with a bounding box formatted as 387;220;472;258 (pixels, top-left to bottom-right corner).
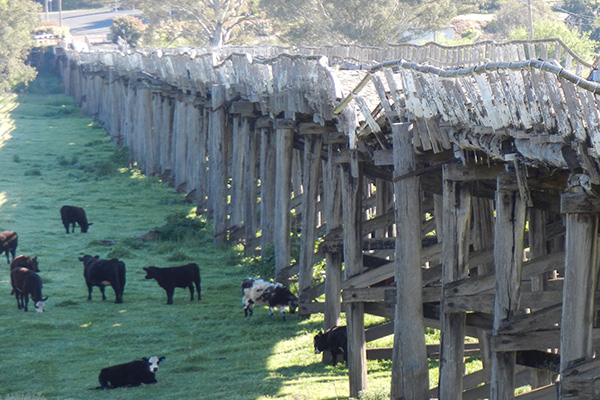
110;15;145;47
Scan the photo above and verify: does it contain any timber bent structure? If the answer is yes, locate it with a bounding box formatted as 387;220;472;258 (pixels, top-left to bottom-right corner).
53;38;600;399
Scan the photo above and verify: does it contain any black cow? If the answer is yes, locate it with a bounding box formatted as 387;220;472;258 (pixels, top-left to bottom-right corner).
242;278;298;321
60;205;92;233
143;263;201;305
96;356;165;389
10;267;48;312
78;255;126;303
314;325;347;365
0;230;18;263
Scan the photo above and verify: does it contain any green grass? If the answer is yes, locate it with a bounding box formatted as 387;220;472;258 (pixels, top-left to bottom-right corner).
0;72;482;400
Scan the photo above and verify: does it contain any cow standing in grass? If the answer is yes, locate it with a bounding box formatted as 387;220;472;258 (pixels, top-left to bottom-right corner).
143;263;201;304
0;230;18;263
78;255;126;303
11;267;48;312
242;278;298;321
60;205;92;233
314;325;347;365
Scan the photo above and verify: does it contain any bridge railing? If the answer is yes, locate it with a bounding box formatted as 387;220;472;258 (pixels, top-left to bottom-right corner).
151;38;594;75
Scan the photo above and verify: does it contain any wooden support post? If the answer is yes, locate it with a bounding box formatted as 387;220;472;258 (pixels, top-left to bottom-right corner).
340;151;367;398
209;85;228;243
439;165;472;400
490;172;527;400
324;144;343;330
196;106;209;212
243;118;259;249
274;120;294;279
259;122;275;258
559;193;600;381
391;122;429;400
298;134;323;305
229;115;245;231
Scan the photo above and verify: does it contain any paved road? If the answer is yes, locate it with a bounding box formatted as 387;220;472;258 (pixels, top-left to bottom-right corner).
44;8;142;37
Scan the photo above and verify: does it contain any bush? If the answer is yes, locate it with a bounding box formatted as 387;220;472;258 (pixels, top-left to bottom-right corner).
110;15;145;46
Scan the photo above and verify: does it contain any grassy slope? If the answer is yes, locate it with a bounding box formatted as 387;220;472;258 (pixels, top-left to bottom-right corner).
0;73;396;400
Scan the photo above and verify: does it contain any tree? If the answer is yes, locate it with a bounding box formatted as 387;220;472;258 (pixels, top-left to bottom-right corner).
110;15;145;46
134;0;260;48
0;0;41;93
484;0;555;40
260;0;479;46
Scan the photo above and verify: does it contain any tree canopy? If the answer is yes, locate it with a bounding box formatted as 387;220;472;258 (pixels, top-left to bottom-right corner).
133;0;260;47
0;0;41;92
260;0;478;46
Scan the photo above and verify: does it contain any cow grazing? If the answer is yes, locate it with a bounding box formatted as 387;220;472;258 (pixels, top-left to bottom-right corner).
314;325;347;365
10;267;48;312
242;278;298;321
78;255;126;303
60;205;92;233
0;230;18;263
96;356;165;389
143;263;201;305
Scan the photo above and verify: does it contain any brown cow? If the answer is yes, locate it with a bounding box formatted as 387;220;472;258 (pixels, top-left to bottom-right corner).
9;255;39;295
0;231;17;263
11;267;48;312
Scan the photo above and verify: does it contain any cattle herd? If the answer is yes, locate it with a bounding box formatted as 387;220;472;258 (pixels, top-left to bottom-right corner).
5;205;348;390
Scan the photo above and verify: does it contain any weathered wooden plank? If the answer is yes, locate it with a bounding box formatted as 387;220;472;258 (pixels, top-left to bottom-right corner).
208;85;228;243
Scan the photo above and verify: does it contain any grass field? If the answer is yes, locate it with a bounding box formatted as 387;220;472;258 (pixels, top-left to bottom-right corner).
0;72;405;400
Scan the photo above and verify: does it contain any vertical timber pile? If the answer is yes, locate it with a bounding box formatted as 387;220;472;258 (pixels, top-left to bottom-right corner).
341;149;367;397
559;192;600;398
490;171;527;399
259;119;276;258
439;165;473;399
391;122;429;399
208;84;228;243
274;119;295;279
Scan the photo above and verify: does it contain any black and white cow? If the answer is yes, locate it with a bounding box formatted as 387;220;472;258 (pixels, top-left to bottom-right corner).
60;205;92;233
96;356;165;389
10;267;48;313
314;325;347;365
143;263;201;304
78;255;126;303
242;278;298;321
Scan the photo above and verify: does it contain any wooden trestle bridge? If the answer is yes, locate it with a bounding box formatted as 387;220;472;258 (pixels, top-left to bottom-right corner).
52;38;600;399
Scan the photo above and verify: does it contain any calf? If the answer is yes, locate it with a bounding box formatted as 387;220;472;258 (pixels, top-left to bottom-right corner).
10;267;48;312
60;205;92;233
78;255;126;303
314;325;347;365
96;356;165;389
0;230;18;263
242;278;298;321
143;263;201;304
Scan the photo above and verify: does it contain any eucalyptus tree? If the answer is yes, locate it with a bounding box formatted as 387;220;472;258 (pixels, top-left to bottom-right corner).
0;0;41;92
134;0;260;47
260;0;478;46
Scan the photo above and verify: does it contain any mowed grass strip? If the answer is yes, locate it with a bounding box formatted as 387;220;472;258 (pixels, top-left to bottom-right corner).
0;73;401;400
